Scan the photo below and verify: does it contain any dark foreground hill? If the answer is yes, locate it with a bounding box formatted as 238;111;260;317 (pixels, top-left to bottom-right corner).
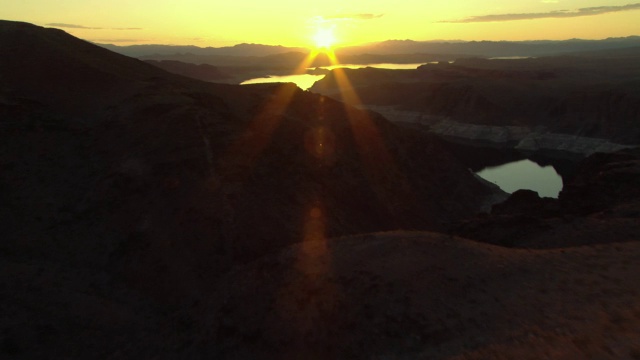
1;17;497;336
4;230;640;359
143;60;231;82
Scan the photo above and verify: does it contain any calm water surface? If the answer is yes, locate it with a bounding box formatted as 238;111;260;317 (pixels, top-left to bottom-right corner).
240;74;324;90
240;63;428;90
476;159;563;198
317;63;428;71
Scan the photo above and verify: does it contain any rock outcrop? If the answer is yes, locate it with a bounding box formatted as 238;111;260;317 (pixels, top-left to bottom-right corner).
453;147;640;248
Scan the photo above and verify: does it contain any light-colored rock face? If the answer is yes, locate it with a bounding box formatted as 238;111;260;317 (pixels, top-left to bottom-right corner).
430;120;529;144
515;133;634;156
367;106;637;156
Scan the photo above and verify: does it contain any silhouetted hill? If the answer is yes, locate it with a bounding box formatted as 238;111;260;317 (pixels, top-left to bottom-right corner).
336;37;640;58
100;37;640;60
566;45;640;59
0;21;172;116
198;230;640;358
1;20;497;307
144;59;230;82
99;42;308;58
101;37;640;82
136;50;331;68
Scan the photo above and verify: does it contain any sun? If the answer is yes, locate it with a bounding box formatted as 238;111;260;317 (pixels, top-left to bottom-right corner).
313;28;336;50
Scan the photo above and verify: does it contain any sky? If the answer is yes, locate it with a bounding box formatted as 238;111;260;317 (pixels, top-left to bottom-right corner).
2;0;640;48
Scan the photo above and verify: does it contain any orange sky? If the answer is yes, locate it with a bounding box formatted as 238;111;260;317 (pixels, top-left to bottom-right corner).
2;0;640;47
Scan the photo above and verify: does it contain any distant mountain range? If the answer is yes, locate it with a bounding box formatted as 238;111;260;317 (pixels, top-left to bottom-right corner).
99;36;640;60
335;37;640;57
98;42;309;58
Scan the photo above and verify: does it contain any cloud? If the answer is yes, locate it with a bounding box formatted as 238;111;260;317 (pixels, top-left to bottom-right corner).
441;2;640;23
91;38;149;43
47;23;101;30
46;23;142;31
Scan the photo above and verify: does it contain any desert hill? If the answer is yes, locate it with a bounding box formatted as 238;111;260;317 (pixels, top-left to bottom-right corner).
6;230;639;358
102;36;640;86
1;20;497;300
199;231;640;359
102;37;640;60
99;42;309;58
0;21;177;117
143;60;231;82
334;37;640;58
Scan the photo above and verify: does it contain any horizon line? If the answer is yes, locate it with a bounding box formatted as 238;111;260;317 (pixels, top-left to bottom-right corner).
92;34;640;49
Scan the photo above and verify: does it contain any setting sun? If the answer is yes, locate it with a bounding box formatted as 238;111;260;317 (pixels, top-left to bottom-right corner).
313;28;336;50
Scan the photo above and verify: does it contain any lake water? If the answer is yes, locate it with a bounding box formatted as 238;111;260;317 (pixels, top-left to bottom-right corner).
240;63;428;90
241;74;324;90
476;159;563;198
318;63;429;71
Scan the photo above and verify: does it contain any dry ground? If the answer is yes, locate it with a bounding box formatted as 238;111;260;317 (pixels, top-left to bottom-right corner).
201;231;640;359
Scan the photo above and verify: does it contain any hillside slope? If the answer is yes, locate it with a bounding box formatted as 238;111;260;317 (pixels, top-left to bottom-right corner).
1;20;497;301
6;231;638;358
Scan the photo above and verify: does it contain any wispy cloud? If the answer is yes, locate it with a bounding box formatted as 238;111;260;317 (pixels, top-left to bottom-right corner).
91;38;149;43
46;23;142;30
47;23;101;29
441;3;640;23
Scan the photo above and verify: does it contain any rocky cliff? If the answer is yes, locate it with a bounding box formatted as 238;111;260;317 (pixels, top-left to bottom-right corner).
453;147;640;248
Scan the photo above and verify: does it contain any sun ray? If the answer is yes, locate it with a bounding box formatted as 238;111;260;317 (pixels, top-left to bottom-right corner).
326;55;416;226
216;46;330;187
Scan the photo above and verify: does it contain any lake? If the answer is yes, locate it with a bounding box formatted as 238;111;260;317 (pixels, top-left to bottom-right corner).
318;63;429;71
476;159;564;198
241;74;324;90
240;63;428;90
